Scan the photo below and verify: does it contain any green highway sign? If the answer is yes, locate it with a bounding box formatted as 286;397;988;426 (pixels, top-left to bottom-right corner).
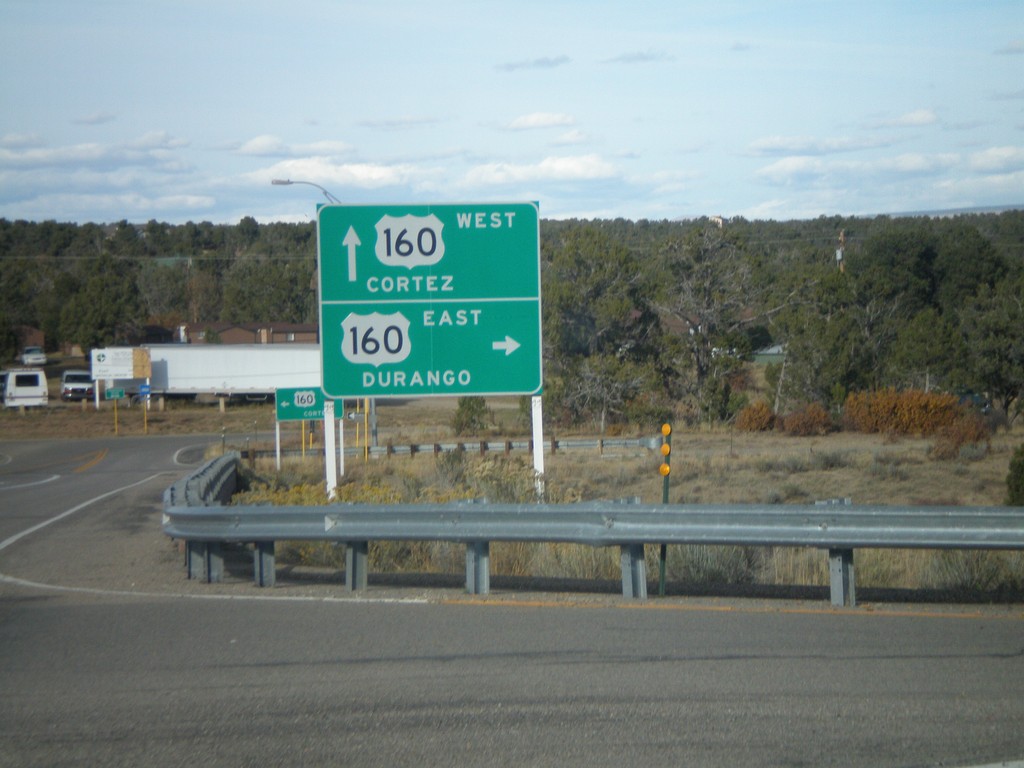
105;388;125;400
317;203;542;398
275;386;328;421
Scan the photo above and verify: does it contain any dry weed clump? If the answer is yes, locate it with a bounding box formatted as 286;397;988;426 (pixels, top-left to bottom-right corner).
923;551;1024;592
667;545;759;585
929;413;992;461
736;400;776;432
780;403;833;436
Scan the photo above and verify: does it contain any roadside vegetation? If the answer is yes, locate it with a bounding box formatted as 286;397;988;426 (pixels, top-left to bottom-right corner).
4;211;1024;598
229;401;1024;599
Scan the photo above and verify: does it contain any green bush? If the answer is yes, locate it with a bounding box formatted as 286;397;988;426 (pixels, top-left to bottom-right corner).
1008;443;1024;506
452;396;489;435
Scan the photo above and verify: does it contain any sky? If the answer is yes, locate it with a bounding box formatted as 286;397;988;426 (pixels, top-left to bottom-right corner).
1;0;1022;225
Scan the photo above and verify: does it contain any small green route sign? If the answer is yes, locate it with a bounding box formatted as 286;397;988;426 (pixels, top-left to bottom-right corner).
317;203;542;398
275;387;328;422
105;388;125;400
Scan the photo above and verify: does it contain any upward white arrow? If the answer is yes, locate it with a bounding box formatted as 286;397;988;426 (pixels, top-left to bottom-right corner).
492;336;521;356
342;226;361;282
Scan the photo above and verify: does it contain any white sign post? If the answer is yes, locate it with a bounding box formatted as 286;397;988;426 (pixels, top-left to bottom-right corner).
323;400;338;499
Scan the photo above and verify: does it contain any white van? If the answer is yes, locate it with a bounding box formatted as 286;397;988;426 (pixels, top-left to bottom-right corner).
1;367;49;408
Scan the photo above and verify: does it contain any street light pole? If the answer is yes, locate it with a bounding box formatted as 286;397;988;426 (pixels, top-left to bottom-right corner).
269;177;379;451
270;178;341;204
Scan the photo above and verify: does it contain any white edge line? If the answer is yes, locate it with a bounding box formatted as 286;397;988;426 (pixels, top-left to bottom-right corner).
0;467;430;605
173;444;212;466
0;474;61;491
0;473;167;553
0;572;429;605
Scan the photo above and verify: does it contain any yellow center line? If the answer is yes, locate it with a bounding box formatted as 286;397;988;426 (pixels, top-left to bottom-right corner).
442;596;1024;621
0;449;110;476
73;449;108;473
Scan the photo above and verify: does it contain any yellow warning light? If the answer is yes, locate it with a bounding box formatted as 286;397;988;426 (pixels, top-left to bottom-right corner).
661;423;672;437
659;463;671;477
660;443;671;457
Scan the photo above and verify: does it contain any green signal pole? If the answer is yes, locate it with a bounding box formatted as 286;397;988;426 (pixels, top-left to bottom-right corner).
658;423;672;596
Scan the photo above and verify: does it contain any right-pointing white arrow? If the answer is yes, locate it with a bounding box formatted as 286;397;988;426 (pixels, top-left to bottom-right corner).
492;336;521;356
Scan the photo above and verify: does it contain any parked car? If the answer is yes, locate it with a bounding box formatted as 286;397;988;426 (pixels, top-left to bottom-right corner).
1;367;49;408
20;346;47;366
60;369;95;401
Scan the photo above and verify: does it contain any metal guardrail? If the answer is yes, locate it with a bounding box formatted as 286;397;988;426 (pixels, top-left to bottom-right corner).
259;436;657;462
163;456;1024;606
163;451;240;508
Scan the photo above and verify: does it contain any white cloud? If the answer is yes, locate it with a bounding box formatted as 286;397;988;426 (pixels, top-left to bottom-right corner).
128;131;189;150
936;170;1024;201
0;143;107;168
968;146;1024;173
464;154;616;185
755;151;959;186
237;135;291;156
0;133;43;149
74;111;117;126
875;153;958;174
754;156;826;184
749;135;891;156
873;109;939;128
638;168;702;196
251;157;430;189
235;136;352;158
507;113;576;131
0;134;191;171
552;129;588;146
2;191;215;222
742;198;799;220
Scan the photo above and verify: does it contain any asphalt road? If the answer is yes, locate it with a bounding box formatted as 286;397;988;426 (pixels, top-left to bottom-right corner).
1;436;1023;767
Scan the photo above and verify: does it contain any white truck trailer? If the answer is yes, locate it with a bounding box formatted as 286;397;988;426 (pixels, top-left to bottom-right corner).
141;344;322;397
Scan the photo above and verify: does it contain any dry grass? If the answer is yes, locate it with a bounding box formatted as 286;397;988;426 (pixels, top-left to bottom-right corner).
242;414;1023;593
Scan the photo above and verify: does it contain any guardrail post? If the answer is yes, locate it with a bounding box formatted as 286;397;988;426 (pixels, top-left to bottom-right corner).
466;541;490;595
345;541;369;591
255;541;276;587
186;541;205;580
620;544;647;599
828;548;856;607
204;543;223;583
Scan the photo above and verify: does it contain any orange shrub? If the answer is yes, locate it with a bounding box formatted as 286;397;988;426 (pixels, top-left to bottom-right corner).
843;389;963;436
781;402;832;436
736;400;776;432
